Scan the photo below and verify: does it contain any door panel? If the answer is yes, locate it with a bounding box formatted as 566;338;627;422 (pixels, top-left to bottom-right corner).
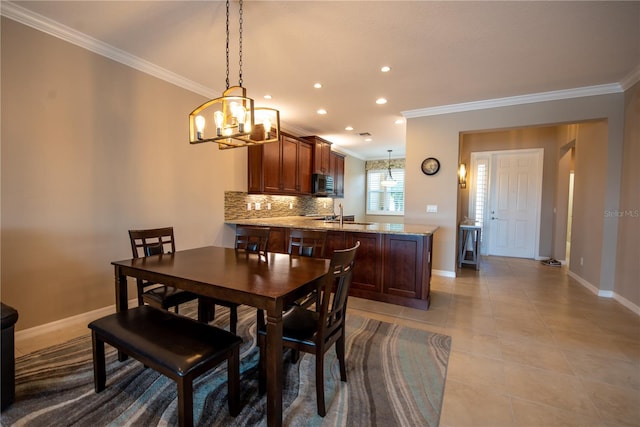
487;150;542;258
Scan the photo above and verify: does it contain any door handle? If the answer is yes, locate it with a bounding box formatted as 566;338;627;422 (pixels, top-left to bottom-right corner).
491;216;499;220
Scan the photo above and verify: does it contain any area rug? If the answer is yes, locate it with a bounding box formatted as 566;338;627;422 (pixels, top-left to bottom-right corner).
1;305;451;426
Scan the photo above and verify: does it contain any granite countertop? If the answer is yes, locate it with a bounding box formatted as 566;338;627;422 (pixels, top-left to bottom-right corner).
225;216;439;236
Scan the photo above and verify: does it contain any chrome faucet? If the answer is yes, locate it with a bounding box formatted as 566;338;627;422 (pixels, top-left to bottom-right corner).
339;203;344;226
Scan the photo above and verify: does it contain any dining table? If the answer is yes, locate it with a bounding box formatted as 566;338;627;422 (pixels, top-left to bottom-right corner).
111;245;330;427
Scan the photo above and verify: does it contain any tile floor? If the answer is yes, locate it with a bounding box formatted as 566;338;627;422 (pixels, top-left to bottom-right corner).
14;256;640;426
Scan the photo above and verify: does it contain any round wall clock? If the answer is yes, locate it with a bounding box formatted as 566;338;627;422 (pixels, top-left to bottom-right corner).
421;157;440;175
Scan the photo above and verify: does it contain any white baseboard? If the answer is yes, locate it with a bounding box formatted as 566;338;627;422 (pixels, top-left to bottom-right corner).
568;271;640;316
15;299;138;344
433;269;456;278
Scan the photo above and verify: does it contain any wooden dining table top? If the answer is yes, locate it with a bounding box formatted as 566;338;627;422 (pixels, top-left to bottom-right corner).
112;245;331;309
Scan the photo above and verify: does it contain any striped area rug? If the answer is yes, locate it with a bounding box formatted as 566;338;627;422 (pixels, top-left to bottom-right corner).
2;305;450;426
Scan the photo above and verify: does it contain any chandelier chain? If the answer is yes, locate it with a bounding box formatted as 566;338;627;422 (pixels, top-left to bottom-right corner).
225;0;230;90
238;0;244;87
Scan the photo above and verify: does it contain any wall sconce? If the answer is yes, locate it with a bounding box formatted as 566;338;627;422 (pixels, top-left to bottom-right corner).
458;163;467;188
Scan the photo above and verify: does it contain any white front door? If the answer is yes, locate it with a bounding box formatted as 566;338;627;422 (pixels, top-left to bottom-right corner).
487;149;543;258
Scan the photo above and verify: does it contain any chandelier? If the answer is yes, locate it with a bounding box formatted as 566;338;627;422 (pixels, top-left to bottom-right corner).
381;149;396;187
189;0;280;149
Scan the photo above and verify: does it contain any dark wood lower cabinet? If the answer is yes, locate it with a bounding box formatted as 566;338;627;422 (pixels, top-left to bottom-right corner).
235;225;432;310
332;231;432;310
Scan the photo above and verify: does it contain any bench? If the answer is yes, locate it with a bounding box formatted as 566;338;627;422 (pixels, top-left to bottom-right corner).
88;306;241;427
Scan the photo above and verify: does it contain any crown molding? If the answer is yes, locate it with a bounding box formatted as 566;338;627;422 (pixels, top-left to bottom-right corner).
1;1;215;98
402;83;624;118
620;65;640;90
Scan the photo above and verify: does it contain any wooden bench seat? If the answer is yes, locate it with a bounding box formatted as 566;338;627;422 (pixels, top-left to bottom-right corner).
88;306;241;427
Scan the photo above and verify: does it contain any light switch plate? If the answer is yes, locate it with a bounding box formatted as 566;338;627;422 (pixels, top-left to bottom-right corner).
426;204;438;213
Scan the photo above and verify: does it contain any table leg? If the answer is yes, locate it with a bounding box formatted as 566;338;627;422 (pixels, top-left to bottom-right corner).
114;266;128;362
265;306;284;427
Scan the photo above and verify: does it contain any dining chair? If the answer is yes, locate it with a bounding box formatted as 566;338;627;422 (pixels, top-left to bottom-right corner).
128;227;239;333
256;241;360;417
288;229;327;258
234;226;270;260
287;229;328;309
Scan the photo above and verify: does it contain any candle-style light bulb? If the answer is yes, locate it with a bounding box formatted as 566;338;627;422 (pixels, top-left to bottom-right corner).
214;111;224;136
262;118;272;139
195;115;206;140
233;105;246;133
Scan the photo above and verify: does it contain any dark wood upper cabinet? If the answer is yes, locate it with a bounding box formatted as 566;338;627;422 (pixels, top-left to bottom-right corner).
330;151;345;197
302;136;332;174
248;132;313;195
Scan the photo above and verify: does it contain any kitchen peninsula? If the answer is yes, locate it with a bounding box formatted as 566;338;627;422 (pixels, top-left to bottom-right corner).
225;217;438;310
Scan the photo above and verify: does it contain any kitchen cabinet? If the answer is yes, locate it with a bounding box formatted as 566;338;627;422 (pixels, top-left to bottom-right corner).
330;151;345;197
229;219;435;310
248;132;313;195
346;232;383;294
302;136;332;174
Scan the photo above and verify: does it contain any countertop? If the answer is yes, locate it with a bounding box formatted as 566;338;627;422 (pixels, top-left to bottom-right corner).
225;216;439;236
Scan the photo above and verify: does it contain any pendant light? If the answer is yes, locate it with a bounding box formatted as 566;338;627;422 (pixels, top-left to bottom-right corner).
381;150;396;187
189;0;280;149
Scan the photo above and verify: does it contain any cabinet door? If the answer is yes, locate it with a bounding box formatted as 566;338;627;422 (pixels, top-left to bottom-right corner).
382;234;424;300
262;139;281;193
281;136;298;193
330;152;345;197
325;231;346;257
347;232;382;292
298;141;313;194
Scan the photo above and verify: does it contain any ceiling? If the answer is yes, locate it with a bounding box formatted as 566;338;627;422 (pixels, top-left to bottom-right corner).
5;1;640;160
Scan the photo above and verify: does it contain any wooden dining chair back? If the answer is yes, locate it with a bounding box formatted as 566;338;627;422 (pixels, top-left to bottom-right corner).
234;226;270;260
128;227;239;333
128;227;195;310
257;241;360;417
288;229;327;258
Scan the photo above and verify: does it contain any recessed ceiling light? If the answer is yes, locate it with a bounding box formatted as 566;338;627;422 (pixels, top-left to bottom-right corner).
381;66;391;73
376;98;388;105
314;83;322;89
264;94;272;99
394;118;404;124
365;138;373;142
345;126;354;131
317;109;327;115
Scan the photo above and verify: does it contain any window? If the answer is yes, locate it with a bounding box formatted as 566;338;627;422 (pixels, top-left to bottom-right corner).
366;168;405;215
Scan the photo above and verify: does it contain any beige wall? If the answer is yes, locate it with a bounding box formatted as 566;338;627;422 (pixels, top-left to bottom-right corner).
1;18;248;329
405;91;625;291
616;82;640;306
570;121;609;287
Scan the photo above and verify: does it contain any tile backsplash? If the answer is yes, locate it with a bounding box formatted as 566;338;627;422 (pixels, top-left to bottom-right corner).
224;191;336;220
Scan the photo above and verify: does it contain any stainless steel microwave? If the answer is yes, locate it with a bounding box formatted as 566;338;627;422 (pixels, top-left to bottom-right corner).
312;174;334;196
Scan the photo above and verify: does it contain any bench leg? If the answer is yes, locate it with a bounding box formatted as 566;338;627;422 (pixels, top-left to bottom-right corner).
91;332;106;392
228;347;240;416
177;377;194;427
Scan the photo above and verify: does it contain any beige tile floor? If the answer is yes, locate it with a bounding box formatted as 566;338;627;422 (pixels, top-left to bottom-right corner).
14;256;640;426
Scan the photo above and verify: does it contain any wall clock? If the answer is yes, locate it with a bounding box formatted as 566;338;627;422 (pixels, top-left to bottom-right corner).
421;157;440;175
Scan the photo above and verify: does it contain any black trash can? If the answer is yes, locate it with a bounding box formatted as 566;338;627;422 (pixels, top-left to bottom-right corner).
1;302;19;411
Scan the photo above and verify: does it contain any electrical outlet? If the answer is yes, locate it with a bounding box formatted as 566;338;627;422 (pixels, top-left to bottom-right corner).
289;202;293;209
426;204;438;213
247;203;252;210
580;257;584;266
267;203;271;210
255;202;261;210
323;202;327;208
